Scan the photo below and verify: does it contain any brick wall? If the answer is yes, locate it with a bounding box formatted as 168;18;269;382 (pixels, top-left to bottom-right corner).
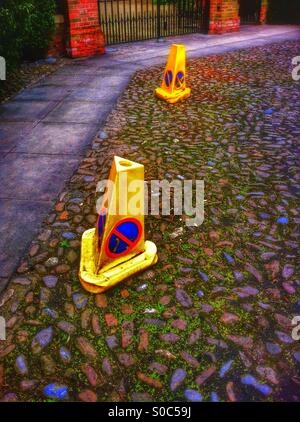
66;0;105;58
260;0;269;24
209;0;240;34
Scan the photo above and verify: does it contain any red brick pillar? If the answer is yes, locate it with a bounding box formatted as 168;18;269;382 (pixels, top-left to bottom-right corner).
209;0;240;34
66;0;105;58
259;0;268;24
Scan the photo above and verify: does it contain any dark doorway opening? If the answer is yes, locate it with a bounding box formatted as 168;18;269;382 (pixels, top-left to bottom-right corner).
267;0;300;24
239;0;261;25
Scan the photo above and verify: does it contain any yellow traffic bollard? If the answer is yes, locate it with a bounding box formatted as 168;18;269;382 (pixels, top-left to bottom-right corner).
79;156;158;293
155;44;191;104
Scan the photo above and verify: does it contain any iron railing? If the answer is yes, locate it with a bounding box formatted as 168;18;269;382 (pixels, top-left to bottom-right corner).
239;0;261;24
98;0;210;45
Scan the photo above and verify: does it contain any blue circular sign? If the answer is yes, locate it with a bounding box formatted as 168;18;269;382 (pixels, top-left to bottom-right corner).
175;71;185;88
105;218;142;258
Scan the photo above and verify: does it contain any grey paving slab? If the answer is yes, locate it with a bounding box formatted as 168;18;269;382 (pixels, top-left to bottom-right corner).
66;87;121;102
0;122;33;152
88;67;127;78
80;55;127;68
130;57;167;68
43;100;110;124
84;75;131;89
14;85;73;102
90;62;142;76
0;199;52;278
187;43;247;59
84;64;125;75
0;151;10;159
37;74;89;86
54;65;101;76
15;122;98;155
0;100;57;122
0;153;79;201
67;59;102;68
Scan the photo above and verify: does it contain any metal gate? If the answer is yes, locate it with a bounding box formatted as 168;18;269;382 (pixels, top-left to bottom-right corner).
239;0;261;24
98;0;210;45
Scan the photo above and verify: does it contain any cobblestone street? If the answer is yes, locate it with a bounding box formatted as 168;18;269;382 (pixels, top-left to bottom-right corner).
0;39;300;402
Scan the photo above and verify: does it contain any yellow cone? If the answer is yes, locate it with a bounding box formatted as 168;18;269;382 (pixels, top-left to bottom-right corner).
79;156;158;293
155;44;191;104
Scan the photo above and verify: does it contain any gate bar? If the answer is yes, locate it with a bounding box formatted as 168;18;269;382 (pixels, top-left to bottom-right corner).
157;0;161;40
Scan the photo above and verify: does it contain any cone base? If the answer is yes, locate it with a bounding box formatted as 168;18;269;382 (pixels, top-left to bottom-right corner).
155;87;191;104
79;228;158;293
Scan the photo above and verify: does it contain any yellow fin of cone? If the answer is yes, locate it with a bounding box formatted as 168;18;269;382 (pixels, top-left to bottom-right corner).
79;156;158;293
155;44;191;104
94;156;145;272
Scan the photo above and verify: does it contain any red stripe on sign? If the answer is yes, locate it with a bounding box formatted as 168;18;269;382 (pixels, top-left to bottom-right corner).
113;229;135;247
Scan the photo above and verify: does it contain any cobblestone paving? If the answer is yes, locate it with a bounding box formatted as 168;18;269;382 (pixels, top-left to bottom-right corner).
0;40;300;402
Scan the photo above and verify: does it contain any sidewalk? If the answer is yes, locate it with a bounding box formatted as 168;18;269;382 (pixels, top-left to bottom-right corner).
0;24;300;291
